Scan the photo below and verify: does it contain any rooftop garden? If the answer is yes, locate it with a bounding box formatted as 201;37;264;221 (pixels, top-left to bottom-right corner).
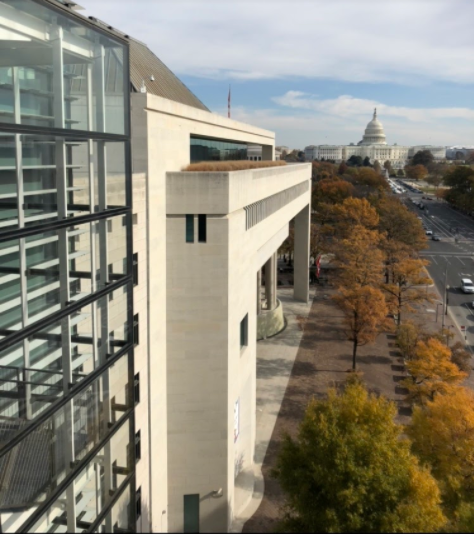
182;160;287;172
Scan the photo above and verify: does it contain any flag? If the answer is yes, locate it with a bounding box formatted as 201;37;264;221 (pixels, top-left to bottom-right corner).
228;85;231;119
316;254;321;278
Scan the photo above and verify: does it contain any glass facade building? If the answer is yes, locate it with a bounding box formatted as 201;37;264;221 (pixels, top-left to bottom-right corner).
190;136;247;162
0;1;135;532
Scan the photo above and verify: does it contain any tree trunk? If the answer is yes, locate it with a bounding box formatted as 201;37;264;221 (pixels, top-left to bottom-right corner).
398;292;402;325
352;338;358;371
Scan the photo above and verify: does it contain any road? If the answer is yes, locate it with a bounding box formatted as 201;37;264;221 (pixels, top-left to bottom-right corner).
401;186;474;352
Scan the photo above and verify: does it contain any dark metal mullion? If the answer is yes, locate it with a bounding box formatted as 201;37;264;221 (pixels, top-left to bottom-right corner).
0;275;130;353
0;121;128;142
0;345;132;459
18;409;133;534
0;206;129;243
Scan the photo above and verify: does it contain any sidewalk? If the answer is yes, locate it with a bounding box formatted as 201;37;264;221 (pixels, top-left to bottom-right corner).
240;284;472;533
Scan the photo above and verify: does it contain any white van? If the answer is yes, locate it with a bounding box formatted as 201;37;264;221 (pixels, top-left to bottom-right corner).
461;278;474;293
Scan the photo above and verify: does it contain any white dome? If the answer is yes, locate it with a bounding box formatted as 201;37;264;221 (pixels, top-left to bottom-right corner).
360;108;387;145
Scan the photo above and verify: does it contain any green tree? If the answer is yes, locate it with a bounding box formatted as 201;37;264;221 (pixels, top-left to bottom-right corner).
444;166;474;212
274;381;446;533
397;168;405;177
412;150;434;166
363;155;372;167
373;160;382;173
347;155;363;167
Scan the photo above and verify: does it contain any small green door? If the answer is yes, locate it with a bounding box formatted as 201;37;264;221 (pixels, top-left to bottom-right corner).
184;494;200;533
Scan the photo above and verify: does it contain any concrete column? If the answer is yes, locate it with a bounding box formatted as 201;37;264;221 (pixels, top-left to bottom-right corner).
261;145;274;161
294;204;310;302
265;255;276;310
257;269;262;315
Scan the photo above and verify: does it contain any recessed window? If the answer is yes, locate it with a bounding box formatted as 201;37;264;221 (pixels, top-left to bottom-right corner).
240;314;248;349
133;314;139;345
136;487;142;518
198;214;206;243
133;253;138;286
132;213;138;225
186;215;194;243
134;373;140;404
135;430;141;461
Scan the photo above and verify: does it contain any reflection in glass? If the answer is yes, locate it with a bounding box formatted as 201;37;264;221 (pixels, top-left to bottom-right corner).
191;136;248;162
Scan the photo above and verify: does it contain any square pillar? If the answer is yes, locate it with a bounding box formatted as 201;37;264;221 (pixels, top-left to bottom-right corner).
294;204;310;302
257;269;262;315
261;145;274;161
265;255;276;310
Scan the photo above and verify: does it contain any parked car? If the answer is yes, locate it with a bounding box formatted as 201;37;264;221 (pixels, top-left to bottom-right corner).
432;234;440;241
425;230;433;236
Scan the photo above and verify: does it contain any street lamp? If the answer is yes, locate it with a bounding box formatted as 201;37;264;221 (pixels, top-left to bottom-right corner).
436;302;443;323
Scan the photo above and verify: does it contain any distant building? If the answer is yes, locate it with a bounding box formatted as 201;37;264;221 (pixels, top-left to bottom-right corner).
304;110;446;169
446;146;474;160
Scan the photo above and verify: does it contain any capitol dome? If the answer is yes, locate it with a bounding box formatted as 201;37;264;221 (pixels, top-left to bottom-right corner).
360;108;387;145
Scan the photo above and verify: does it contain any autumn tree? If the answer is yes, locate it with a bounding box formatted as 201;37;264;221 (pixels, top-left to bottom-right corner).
376;196;427;252
311;161;337;181
402;338;467;405
334;286;390;370
373;160;382;173
311;178;354;209
396;321;423;361
328;197;379;237
338;161;348;175
382;257;433;325
407;387;474;521
274;381;446;533
333;226;384;287
412;149;434;167
405;164;428;181
450;341;471;375
383;160;393;174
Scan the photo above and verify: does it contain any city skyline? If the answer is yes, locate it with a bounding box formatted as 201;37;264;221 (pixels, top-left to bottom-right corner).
79;0;474;148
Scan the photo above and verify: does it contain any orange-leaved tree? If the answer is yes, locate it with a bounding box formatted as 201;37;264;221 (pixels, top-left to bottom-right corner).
402;338;467;405
382;257;433;325
405;164;428;181
333;226;384;287
312;178;355;210
333;286;391;371
407;386;474;522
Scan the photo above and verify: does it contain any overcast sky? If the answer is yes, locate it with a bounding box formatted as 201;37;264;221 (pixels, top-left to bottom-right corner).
83;0;474;148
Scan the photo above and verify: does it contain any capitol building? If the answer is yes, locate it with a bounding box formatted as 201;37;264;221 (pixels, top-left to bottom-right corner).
304;109;446;169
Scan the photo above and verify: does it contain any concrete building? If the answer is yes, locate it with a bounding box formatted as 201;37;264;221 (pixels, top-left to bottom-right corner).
304;109;445;169
132;92;311;532
446;146;474;160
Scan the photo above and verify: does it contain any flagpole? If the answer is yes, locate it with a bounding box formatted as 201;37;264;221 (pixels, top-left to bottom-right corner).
228;85;231;119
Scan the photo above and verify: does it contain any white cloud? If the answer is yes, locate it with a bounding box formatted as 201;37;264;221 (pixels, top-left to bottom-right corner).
81;0;474;84
272;91;474;122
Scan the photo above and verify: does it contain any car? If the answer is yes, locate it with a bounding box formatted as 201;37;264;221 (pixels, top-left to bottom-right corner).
432;234;440;241
425;230;433;235
417;216;423;220
471;301;474;309
462;278;474;294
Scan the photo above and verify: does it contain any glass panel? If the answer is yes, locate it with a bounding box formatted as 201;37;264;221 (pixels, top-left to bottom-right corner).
106;141;126;207
0;0;128;135
0;239;22;331
190;137;248;162
0;134;18;229
0;66;14;123
0;353;131;514
26;418;132;533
